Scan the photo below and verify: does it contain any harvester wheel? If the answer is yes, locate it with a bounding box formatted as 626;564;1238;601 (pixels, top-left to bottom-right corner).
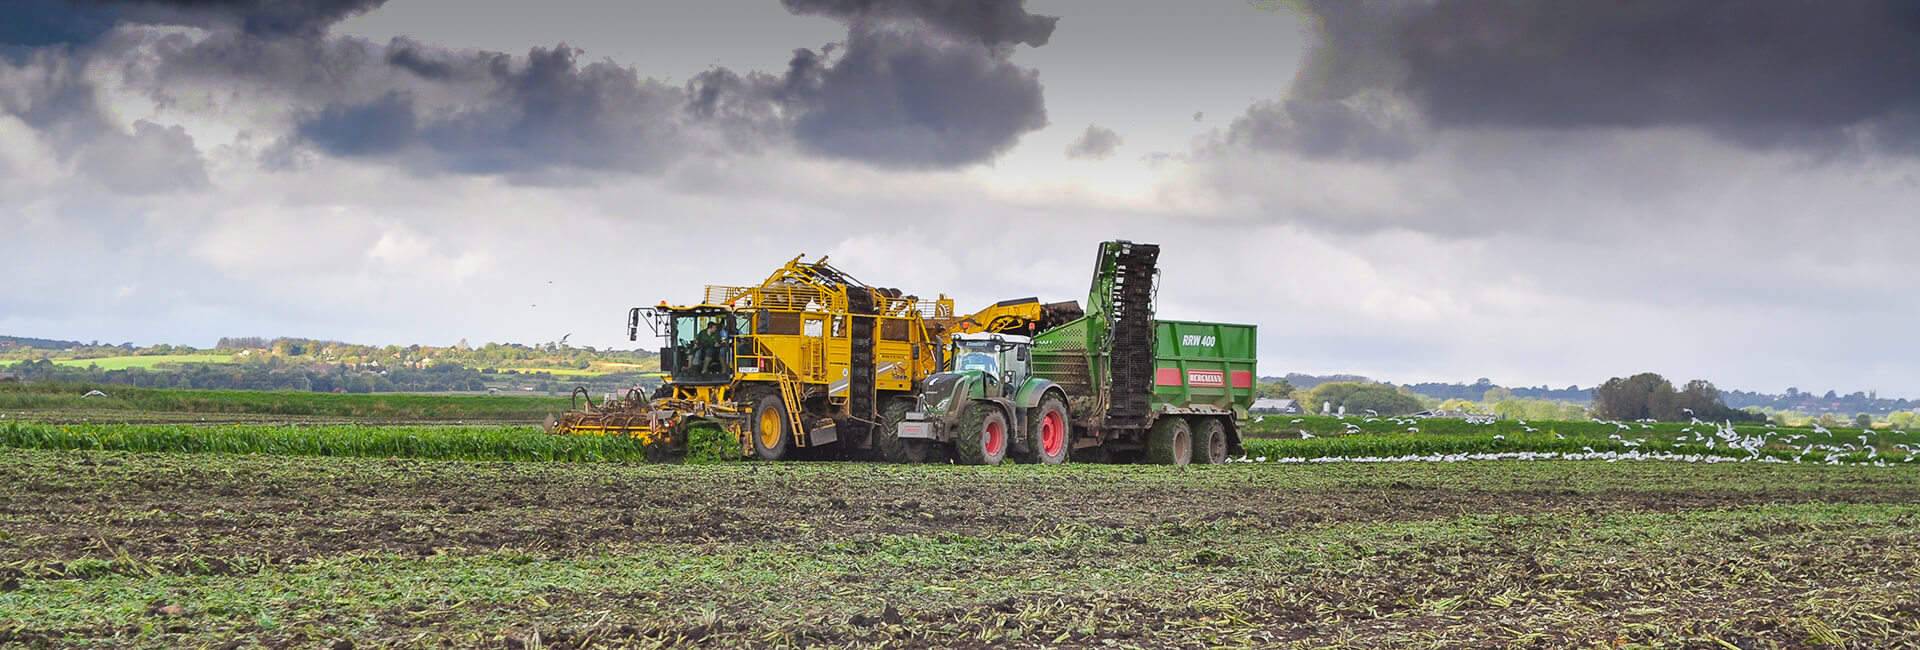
748;392;791;461
1193;418;1228;465
1145;416;1192;466
1022;395;1071;465
954;403;1009;466
877;398;930;463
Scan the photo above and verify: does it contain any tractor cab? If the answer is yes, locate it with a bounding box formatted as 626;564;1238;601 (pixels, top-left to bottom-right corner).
633;305;742;385
947;332;1032;396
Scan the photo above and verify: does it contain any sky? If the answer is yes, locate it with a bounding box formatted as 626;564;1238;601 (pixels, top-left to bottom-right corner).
3;0;1918;397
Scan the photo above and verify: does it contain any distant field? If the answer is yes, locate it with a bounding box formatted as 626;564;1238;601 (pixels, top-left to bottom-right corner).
0;383;570;422
495;361;659;376
50;354;232;370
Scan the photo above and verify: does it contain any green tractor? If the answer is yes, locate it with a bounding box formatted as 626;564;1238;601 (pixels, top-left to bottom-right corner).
879;332;1072;466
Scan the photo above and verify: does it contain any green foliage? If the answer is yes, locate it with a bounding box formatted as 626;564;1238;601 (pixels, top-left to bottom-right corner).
681;422;740;464
1594;373;1757;422
1302;382;1424;416
1486;398;1588;422
0;382;568;420
1255;379;1294;399
0;421;653;462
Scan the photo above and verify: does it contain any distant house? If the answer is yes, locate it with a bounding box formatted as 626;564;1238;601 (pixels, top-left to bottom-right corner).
1252;398;1300;414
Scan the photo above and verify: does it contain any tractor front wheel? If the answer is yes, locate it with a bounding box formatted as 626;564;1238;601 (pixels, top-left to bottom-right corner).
877;398;930;463
954;403;1009;466
748;392;791;461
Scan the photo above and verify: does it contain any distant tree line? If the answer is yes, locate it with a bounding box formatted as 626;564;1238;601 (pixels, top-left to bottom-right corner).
3;358;490;393
1591;373;1763;423
1297;381;1426;416
1267;374;1591;403
1719;388;1914;417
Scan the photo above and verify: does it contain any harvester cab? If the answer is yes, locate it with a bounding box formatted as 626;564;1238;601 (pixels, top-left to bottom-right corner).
634;305;741;385
882;332;1072;467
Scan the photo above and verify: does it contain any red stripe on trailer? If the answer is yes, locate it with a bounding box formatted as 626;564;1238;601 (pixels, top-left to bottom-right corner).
1155;367;1182;386
1231;371;1253;388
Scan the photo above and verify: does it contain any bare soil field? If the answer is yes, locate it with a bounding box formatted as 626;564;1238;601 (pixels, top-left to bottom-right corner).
3;450;1918;648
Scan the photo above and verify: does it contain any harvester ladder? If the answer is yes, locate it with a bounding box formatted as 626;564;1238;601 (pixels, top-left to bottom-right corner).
776;374;808;446
1103;241;1160;430
845;288;879;442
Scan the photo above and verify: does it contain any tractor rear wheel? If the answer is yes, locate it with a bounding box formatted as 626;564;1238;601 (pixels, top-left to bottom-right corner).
954;403;1009;466
877;398;929;463
748;392;791;461
1145;416;1192;466
1193;418;1228;464
1022;395;1071;464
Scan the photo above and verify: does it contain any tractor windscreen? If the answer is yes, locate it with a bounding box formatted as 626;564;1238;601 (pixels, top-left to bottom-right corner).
954;341;1001;375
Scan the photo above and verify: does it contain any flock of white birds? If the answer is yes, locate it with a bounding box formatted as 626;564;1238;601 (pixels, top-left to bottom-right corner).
1237;417;1915;468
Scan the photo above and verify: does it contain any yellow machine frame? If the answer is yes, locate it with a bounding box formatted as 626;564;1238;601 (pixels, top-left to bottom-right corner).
552;255;954;457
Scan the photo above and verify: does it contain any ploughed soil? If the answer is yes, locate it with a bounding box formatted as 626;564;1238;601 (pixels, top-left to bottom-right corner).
4;450;1919;648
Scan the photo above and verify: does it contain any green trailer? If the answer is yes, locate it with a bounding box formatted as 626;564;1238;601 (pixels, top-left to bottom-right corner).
885;240;1257;466
1032;317;1257;465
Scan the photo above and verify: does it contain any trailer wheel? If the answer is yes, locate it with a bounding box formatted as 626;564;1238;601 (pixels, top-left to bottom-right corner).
1193;418;1228;465
877;398;930;463
954;403;1009;466
1022;395;1071;464
1145;416;1192;466
748;392;791;461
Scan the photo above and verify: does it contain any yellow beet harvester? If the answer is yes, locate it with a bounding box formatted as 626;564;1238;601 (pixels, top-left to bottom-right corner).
547;254;1076;460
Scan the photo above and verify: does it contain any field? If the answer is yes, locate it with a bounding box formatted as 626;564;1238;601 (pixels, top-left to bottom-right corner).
3;450;1918;648
0;383;572;424
49;354;234;370
2;391;1918;648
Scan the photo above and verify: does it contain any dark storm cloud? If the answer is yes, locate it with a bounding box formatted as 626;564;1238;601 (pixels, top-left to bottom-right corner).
779;28;1047;168
79;120;211;193
1065;124;1121;160
1226;98;1415;162
1285;0;1920;153
384;40;456;80
293;45;691;175
0;48;209;193
781;0;1057;47
0;0;386;45
295;91;415;156
287;0;1055;173
8;0;1055;183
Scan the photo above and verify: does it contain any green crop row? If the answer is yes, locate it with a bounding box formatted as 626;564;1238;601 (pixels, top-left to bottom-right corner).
0;421;658;463
1237;432;1906;465
0;382;571;420
1241;413;1910;449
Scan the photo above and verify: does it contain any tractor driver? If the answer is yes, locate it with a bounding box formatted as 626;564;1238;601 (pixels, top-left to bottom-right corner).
692;321;728;373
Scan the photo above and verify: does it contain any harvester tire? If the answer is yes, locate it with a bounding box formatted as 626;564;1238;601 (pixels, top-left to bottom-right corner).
1145;416;1192;466
1022;395;1071;465
954;403;1009;466
877;398;930;463
748;392;791;461
1193;417;1229;464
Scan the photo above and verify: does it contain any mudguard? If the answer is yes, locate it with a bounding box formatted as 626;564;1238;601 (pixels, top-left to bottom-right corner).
1012;378;1065;410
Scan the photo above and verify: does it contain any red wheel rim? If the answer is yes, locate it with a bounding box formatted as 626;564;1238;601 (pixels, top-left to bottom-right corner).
1040;411;1064;457
985;420;1004;456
